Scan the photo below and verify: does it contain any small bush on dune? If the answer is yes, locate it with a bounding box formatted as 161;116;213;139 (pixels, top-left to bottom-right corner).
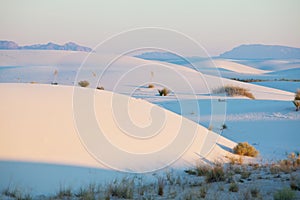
148;84;155;88
158;88;170;96
78;80;90;87
97;86;104;90
229;182;239;192
293;89;300;111
233;142;259;157
214;85;255;99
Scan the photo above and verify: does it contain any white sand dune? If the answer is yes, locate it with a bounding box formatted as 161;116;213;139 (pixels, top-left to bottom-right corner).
212;59;271;74
0;50;294;101
0;83;235;173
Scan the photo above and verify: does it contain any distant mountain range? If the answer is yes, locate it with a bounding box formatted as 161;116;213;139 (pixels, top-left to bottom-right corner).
0;41;92;52
136;44;300;61
219;44;300;59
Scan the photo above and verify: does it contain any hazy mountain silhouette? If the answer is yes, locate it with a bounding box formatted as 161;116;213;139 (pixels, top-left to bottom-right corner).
0;41;92;52
219;44;300;59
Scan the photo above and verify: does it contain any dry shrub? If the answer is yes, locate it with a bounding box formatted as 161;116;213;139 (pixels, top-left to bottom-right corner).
295;89;300;100
293;89;300;111
97;86;104;90
78;80;90;87
233;142;259;157
214;85;255;99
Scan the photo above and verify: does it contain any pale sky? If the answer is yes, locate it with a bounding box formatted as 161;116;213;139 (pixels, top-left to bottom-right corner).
0;0;299;56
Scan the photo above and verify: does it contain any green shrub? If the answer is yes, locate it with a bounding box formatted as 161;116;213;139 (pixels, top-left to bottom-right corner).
158;88;170;96
214;85;255;99
273;188;295;200
233;142;259;157
78;80;90;87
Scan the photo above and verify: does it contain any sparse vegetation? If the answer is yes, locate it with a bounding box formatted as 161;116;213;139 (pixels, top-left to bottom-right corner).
231;78;300;83
78;80;90;87
213;85;255;99
273;187;296;200
158;87;171;96
2;153;300;200
233;142;259;157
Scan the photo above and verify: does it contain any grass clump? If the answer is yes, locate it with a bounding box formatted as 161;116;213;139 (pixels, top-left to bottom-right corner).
195;164;210;176
214;85;255;99
226;155;244;165
199;185;207;198
78;80;90;87
273;187;296;200
75;184;97;200
205;165;225;183
158;87;170;96
56;186;72;198
250;187;260;198
106;178;134;199
233;142;259;157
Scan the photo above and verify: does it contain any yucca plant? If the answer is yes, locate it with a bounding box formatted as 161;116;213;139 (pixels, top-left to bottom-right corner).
158;88;170;96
